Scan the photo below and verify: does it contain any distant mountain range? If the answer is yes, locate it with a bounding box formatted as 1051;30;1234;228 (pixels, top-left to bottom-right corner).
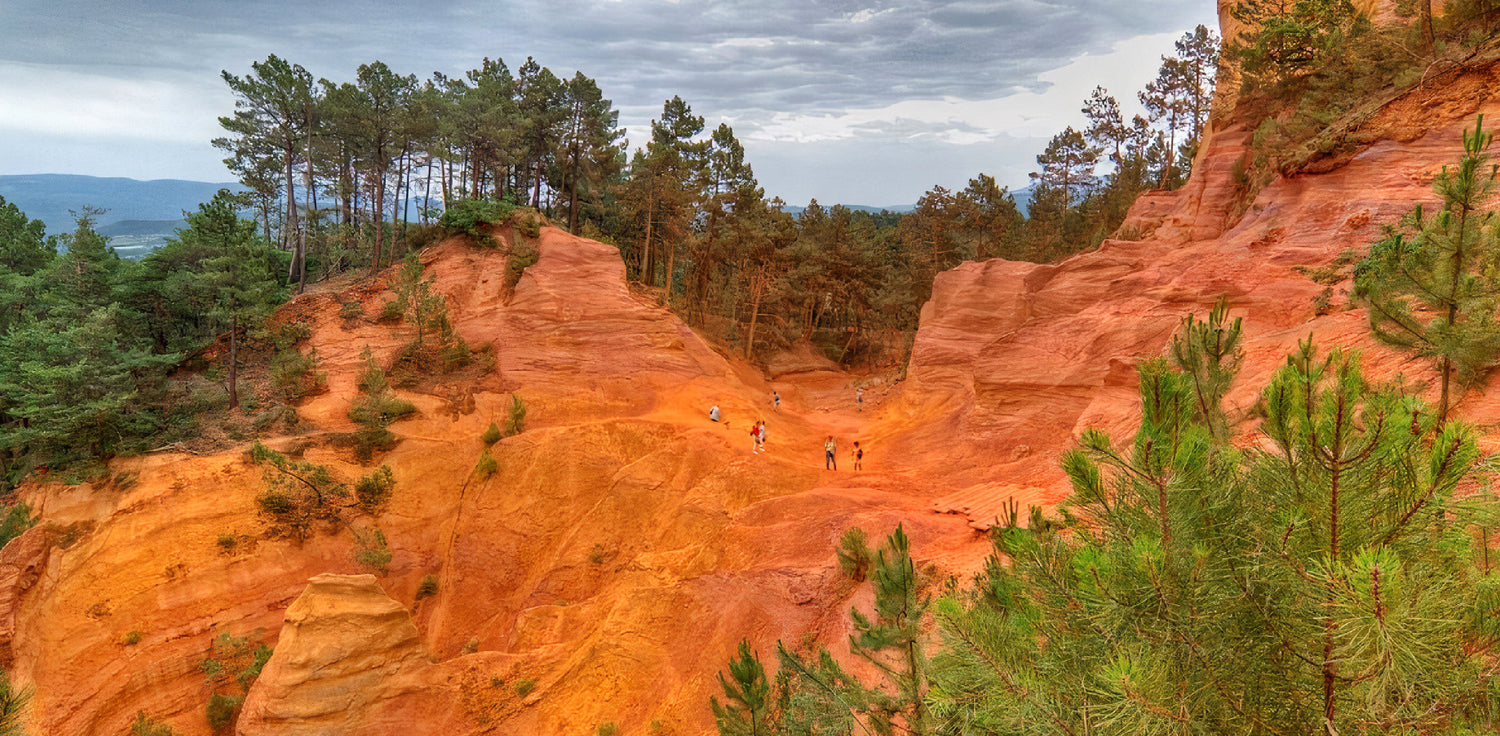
0;174;239;257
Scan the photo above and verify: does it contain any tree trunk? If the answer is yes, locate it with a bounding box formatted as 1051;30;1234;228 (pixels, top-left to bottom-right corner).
372;165;385;274
642;186;657;286
228;313;240;413
568;144;581;234
745;273;765;359
284;141;302;285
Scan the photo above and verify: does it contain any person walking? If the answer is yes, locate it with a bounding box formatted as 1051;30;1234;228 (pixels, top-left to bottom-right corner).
772;390;781;411
824;435;837;470
855;387;864;412
853;441;863;470
758;421;767;451
750;422;761;454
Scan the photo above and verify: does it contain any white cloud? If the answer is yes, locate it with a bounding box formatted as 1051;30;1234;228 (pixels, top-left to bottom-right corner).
741;30;1180;146
0;61;229;144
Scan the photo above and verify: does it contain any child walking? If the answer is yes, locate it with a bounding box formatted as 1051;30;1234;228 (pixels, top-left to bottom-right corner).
853;441;863;470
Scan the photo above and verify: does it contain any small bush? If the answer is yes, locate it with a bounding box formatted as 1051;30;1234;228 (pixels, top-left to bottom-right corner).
377;300;403;323
462;637;480;654
415;574;439;601
439;198;516;246
270;348;325;403
130;711;178;736
353;528;393;575
514;678;537;696
490;676;504;688
205;692;242;731
354;465;396;514
475;448;498;479
836;527;872;582
515;210;543;240
215;532;238;553
339;300;364;322
597;723;618;736
121;630;143;646
481;421;503;446
250;442;348;540
504;240;539;292
0;503;34;550
238;644;273;690
504;393;526;437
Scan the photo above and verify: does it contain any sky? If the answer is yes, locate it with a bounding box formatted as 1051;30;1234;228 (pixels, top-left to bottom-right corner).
0;0;1219;208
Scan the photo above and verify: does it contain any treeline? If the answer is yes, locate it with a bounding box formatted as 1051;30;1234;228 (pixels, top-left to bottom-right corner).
222;30;1218;365
0;193;297;487
213;54;626;287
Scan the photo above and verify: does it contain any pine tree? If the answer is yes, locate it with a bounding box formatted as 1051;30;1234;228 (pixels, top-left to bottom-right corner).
927;310;1500;734
1355;115;1500;425
711;640;778;736
189;190;286;412
764;526;931;736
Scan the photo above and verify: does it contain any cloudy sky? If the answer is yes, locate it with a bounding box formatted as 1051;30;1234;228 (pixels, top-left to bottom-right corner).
0;0;1218;207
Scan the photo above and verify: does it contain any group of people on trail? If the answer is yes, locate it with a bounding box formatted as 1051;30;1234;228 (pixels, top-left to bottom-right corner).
707;392;869;468
823;436;863;470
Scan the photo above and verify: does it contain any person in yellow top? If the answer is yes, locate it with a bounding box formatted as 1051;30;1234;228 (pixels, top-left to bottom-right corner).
824;435;837;470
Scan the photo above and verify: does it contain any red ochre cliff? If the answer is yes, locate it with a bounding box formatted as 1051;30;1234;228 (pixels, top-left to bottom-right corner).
12;7;1500;736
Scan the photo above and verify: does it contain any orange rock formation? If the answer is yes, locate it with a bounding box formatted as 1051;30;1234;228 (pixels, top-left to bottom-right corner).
10;5;1500;735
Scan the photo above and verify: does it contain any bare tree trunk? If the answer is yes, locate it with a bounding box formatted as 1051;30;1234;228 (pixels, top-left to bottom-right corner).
642;187;656;286
745;271;765;359
228;313;240;413
284;142;302;285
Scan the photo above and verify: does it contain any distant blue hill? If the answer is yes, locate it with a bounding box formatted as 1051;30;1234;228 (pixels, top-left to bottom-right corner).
781;184;1035;219
0;174;240;254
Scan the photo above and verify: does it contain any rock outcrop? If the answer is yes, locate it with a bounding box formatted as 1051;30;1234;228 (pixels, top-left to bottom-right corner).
237;574;446;735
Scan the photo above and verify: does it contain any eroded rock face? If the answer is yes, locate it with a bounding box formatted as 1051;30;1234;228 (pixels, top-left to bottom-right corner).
237;574;441;735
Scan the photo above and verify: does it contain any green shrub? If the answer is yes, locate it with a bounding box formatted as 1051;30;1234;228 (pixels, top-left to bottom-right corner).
354;465;395;514
480;421;502;446
353;528;393;575
504;241;539;292
216;532;238;553
121;630;143;646
338;300;363;322
238;644;272;691
415;574;439;601
504;393;526;437
250;441;347;540
130;711;178;736
597;723;618;736
205;692;242;731
377;300;403;323
439;198;516;246
462;637;480;654
270;348;324;403
0;503;34;550
347;393;417;428
475;448;498;479
515;210;543;240
514;678;537;696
